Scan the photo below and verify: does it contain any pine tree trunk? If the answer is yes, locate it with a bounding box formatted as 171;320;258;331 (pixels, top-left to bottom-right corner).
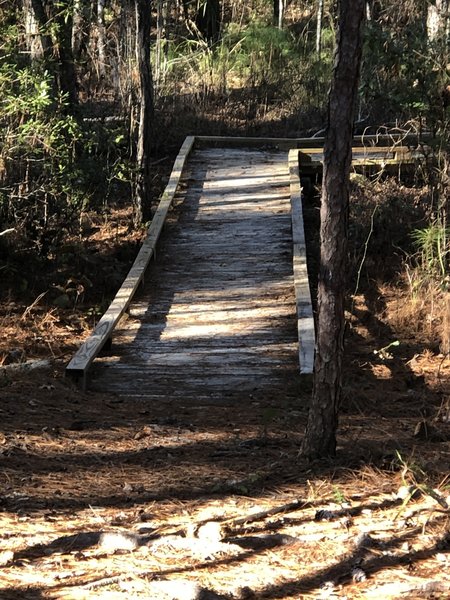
301;0;365;460
196;0;220;43
55;0;78;107
97;0;106;76
24;0;52;59
427;0;450;41
155;0;166;87
316;0;324;55
72;0;89;60
273;0;285;29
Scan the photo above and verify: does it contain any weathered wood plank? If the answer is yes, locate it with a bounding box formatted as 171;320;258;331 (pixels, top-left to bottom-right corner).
289;149;315;374
88;146;301;397
68;136;424;397
91;372;299;393
65;136;196;389
195;134;427;149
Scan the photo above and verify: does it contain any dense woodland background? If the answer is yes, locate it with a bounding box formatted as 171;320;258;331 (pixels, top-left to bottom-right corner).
1;0;450;344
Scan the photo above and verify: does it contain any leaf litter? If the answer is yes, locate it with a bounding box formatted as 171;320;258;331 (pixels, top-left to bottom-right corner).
0;202;450;599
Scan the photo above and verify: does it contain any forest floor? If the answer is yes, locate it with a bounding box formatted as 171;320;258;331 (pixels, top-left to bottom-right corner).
1;194;450;599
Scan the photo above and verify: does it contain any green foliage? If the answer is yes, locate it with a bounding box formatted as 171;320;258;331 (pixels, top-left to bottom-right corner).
1;65;80;249
360;8;450;122
411;222;450;286
163;20;304;91
158;15;333;132
0;6;131;292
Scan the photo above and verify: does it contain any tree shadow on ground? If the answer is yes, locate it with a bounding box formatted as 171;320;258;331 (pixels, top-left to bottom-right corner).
258;528;450;598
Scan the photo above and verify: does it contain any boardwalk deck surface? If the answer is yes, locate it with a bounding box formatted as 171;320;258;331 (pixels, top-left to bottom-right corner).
90;147;303;401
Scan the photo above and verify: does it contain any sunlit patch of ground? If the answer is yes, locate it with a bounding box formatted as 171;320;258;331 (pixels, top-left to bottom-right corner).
0;345;449;599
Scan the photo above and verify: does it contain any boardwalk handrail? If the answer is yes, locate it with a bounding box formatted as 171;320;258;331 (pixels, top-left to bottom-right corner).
288;143;418;375
194;134;427;149
66;136;195;389
289;149;315;374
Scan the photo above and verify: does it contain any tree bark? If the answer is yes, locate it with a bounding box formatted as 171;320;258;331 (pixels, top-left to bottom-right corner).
23;0;52;59
316;0;324;55
96;0;106;76
72;0;90;59
273;0;285;29
155;0;168;87
427;0;450;42
301;0;365;459
196;0;220;44
55;0;79;107
23;0;78;106
134;0;154;225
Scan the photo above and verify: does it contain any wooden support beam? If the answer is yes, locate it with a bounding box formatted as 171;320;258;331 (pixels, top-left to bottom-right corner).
194;134;428;149
289;149;315;374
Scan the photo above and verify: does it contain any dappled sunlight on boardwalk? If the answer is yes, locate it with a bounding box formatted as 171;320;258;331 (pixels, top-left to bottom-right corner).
91;147;300;399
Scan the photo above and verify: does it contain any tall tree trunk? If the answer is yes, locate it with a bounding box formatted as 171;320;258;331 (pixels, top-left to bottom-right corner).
96;0;106;76
23;0;78;106
134;0;154;225
196;0;220;44
155;0;168;87
427;0;450;42
316;0;324;54
23;0;52;59
72;0;89;59
273;0;285;29
55;0;79;107
301;0;365;460
118;0;135;102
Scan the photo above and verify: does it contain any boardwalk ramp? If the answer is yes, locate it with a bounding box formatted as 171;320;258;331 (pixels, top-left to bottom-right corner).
87;144;306;401
67;135;416;398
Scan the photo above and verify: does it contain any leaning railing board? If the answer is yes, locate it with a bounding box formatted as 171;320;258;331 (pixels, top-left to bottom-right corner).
194;134;426;149
289;143;416;374
289;149;315;374
66;136;195;389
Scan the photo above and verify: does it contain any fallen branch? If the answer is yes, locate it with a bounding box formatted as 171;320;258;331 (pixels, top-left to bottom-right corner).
227;499;310;528
0;358;51;372
0;228;15;237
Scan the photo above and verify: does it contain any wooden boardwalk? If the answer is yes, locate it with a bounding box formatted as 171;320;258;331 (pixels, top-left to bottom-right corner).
89;146;305;401
67;136;416;398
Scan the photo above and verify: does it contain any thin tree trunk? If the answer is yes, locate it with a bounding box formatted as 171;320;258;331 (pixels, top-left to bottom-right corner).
301;0;365;460
55;0;79;107
316;0;324;55
134;0;154;225
97;0;106;76
273;0;285;29
155;0;166;87
118;0;135;102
